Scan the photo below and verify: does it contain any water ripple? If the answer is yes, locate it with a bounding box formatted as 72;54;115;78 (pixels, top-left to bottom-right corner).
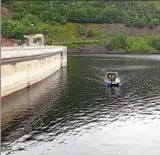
1;55;160;155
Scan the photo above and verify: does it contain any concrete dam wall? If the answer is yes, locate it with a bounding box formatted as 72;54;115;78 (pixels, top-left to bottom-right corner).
1;46;67;98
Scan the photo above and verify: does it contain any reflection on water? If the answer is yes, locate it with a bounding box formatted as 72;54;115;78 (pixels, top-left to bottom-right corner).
1;54;160;155
105;87;121;96
2;68;67;147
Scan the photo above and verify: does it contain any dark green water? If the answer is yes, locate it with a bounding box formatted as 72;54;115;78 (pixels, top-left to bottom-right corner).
2;54;160;155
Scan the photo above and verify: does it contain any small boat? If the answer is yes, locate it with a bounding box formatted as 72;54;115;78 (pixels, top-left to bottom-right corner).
104;72;120;88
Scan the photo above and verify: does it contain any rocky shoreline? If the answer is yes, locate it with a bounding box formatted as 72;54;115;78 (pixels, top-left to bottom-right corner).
69;44;160;54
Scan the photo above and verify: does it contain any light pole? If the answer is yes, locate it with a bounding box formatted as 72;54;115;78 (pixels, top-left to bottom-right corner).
21;31;24;47
43;29;49;45
31;24;34;35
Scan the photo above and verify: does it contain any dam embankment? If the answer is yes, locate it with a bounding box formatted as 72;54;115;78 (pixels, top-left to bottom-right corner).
1;46;67;98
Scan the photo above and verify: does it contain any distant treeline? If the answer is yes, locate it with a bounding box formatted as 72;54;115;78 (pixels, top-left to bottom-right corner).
2;1;160;39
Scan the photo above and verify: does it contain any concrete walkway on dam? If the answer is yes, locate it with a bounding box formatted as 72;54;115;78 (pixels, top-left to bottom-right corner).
1;46;67;98
1;46;67;59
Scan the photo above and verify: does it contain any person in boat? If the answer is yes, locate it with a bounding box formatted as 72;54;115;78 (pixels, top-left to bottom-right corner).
107;73;116;84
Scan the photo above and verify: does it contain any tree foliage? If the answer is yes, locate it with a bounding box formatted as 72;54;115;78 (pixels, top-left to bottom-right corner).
108;33;128;50
107;34;160;53
2;1;160;39
151;37;160;50
2;1;160;26
77;24;85;36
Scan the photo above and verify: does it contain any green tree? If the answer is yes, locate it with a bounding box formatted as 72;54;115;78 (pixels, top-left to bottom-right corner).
148;18;159;28
11;23;25;39
2;18;14;37
40;10;56;23
87;29;97;37
77;24;85;36
127;37;155;53
151;37;160;50
108;33;128;50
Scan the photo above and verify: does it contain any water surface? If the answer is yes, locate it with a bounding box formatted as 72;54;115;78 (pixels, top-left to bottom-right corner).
2;54;160;155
